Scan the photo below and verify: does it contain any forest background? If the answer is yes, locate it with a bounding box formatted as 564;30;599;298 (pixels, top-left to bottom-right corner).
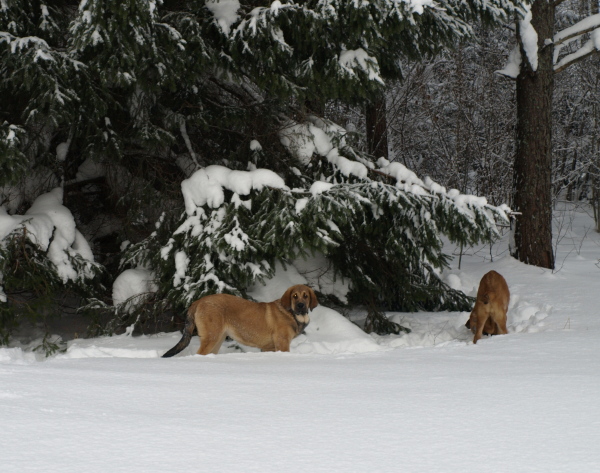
1;0;600;353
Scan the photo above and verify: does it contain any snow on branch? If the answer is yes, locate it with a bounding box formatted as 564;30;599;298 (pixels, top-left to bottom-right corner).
553;14;600;73
497;10;600;77
554;13;600;47
496;5;537;79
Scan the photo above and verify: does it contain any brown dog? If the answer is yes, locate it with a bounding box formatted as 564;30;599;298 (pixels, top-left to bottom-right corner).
466;270;509;344
162;285;318;357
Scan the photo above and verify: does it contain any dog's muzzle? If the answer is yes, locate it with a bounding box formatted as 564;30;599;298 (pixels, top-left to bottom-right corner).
294;302;308;315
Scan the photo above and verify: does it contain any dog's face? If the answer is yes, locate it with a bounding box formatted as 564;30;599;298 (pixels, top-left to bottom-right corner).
281;285;318;315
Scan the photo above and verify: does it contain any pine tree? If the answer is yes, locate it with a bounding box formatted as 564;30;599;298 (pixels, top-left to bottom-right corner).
109;119;509;332
2;0;522;340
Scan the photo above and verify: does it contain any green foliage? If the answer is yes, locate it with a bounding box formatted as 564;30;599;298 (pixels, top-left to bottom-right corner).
0;122;27;185
0;224;105;348
1;0;521;341
115;123;507;327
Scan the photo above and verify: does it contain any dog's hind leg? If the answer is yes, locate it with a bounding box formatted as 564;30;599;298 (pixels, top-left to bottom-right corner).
197;332;226;355
495;311;508;335
472;314;489;344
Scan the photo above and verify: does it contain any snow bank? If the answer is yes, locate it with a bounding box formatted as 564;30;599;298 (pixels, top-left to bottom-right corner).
58;334;162;359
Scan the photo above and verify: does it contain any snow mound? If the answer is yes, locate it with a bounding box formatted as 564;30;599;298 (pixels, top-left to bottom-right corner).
509;296;551;333
0;347;37;365
293;306;383;354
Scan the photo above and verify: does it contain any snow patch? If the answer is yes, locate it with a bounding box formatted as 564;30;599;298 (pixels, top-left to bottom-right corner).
206;0;240;35
496;46;522;79
112;268;158;312
279;119;367;178
519;6;538;71
181;165;286;214
338;48;384;84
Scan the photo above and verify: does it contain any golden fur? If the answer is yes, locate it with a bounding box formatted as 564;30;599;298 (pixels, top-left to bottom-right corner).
466;271;510;344
162;285;318;357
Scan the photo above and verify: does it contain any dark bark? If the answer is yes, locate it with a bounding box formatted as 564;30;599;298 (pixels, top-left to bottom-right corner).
512;0;555;269
366;95;389;159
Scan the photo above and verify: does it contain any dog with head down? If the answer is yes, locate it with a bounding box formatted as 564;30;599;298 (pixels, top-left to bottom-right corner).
466;271;510;344
163;284;318;357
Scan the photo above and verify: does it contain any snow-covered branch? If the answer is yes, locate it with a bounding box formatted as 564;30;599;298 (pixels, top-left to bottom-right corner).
553;14;600;73
554;29;600;73
554;14;600;48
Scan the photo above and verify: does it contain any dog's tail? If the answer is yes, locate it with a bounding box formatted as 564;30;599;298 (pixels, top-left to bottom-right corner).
162;308;196;358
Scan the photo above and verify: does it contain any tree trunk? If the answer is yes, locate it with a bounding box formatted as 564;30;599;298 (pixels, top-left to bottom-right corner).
512;1;555;269
366;94;389;159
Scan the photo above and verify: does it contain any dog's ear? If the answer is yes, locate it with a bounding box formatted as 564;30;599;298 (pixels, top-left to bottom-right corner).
308;287;319;310
281;286;293;311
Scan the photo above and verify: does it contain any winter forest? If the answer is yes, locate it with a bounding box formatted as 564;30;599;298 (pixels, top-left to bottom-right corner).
2;0;600;353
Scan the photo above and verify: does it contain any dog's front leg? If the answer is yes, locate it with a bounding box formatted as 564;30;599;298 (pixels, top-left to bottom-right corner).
272;333;292;352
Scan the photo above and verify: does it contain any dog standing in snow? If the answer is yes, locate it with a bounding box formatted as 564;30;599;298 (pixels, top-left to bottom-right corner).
162;284;318;357
466;271;509;344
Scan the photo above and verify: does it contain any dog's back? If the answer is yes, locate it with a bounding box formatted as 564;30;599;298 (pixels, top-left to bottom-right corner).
469;270;509;344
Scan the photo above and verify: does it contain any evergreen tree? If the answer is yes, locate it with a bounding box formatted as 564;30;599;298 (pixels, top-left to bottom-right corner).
1;0;522;341
106;120;509;333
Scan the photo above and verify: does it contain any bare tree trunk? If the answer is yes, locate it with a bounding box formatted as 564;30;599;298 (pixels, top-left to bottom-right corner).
366;94;389;159
512;0;555;269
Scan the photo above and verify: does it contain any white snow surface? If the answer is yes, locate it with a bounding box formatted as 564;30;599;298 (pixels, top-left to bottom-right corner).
3;204;600;472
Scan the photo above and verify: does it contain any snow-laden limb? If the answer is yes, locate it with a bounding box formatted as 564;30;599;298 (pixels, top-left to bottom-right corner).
554;25;600;73
0;188;99;284
1;187;104;346
554;13;600;47
497;4;537;79
181;165;287;214
338;49;385;85
279;118;369;178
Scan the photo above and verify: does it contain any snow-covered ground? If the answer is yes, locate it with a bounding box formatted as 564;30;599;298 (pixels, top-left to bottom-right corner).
2;203;600;473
